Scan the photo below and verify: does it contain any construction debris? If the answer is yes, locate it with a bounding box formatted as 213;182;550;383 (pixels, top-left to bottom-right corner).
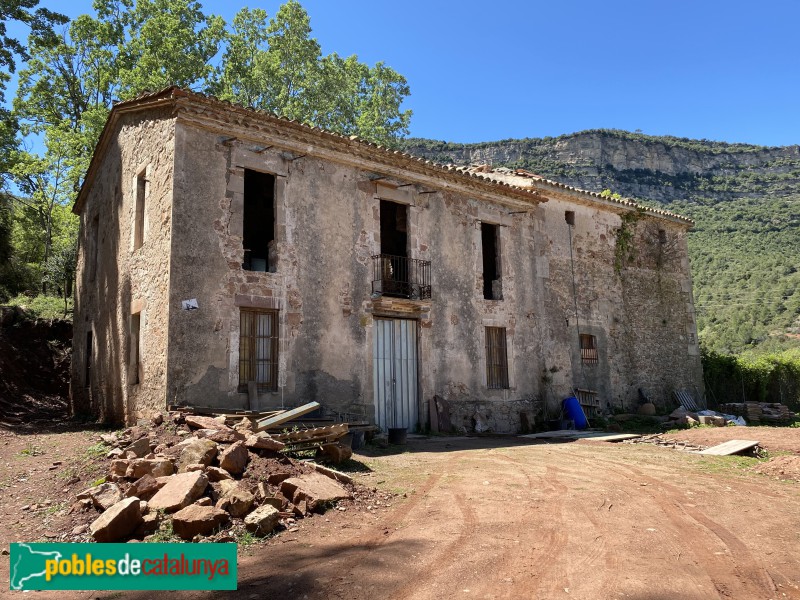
719;402;797;424
623;434;708;452
44;407;387;545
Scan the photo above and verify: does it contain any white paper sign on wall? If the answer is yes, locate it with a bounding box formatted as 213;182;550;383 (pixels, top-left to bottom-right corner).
181;298;199;311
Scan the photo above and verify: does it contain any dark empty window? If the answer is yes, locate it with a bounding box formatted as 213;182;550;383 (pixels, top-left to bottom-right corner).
134;171;146;250
239;309;279;392
85;331;92;388
243;170;275;271
658;229;667;243
485;327;509;389
565;211;575;226
380;200;407;257
580;334;598;365
481;223;502;300
130;312;141;385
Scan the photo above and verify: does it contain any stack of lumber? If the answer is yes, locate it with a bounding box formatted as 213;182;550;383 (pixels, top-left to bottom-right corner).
719;402;797;424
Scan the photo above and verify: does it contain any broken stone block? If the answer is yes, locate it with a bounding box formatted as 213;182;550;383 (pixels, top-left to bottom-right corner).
90;497;142;542
148;471;209;513
77;482;123;511
698;415;726;427
185;463;206;472
195;497;212;507
215;483;255;518
106;448;125;459
172;505;229;540
292;500;307;518
260;497;285;510
280;472;351;512
206;466;233;482
100;433;119;446
245;432;285;452
677;415;699;427
124;437;151;458
267;472;292;485
125;474;164;500
234;418;254;433
256;482;270;500
244;504;280;536
110;459;129;477
135;511;160;538
125;458;174;479
177;438;218;473
195;428;246;444
218;441;249;477
316;443;352;464
185;415;230;431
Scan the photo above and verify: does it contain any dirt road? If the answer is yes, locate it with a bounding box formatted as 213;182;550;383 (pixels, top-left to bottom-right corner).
10;435;800;600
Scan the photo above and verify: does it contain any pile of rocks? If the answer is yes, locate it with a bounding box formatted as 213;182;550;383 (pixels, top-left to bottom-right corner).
75;412;355;543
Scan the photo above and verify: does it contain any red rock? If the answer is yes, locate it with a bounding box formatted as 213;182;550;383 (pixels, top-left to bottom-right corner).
280;472;351;512
77;482;123;511
148;471;208;513
218;441;249;476
185;415;230;430
125;474;164;500
177;438;218;473
90;497;142;542
244;504;280;535
171;505;229;540
125;458;174;479
245;433;285;451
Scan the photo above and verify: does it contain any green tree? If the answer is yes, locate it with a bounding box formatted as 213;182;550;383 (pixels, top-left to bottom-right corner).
213;2;412;146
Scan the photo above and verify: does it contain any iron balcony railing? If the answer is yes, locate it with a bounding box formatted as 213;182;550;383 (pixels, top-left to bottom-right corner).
371;254;432;300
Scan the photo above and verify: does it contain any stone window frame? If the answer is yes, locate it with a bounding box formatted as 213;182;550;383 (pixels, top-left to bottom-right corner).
232;295;285;396
129;307;143;387
131;163;150;252
228;147;288;270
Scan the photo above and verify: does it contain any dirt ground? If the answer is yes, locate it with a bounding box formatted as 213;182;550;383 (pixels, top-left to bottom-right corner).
2;426;799;599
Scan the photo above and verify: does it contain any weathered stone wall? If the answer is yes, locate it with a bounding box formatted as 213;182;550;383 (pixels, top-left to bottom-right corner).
71;111;175;423
162;117;702;432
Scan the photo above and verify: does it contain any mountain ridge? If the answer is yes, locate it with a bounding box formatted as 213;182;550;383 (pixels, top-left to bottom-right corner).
402;130;800;355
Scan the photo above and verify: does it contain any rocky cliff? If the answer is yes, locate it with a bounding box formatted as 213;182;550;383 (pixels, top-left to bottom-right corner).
404;130;800;204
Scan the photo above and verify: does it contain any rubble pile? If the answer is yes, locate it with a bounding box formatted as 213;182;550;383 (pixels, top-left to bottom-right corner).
63;412;382;544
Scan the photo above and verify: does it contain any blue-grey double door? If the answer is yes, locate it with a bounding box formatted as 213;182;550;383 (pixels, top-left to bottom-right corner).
373;318;418;431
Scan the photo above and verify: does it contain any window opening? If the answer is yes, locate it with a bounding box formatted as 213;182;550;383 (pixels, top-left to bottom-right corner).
239;309;279;392
134;171;147;250
565;211;575;226
658;229;667;243
130;312;141;385
481;223;502;300
485;326;509;389
378;200;410;297
85;331;92;388
242;170;276;271
580;333;598;365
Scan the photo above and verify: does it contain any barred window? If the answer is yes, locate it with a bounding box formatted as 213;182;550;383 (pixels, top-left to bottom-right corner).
239;309;279;392
485;327;509;389
580;334;598;365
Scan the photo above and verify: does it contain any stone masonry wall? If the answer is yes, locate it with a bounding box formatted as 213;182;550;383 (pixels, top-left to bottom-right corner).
71;110;176;424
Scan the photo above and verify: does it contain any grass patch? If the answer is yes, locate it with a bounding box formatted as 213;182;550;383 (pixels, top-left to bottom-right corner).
19;443;44;457
84;442;109;459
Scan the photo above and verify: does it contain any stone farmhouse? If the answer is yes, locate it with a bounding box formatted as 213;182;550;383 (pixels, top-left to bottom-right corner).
70;87;703;432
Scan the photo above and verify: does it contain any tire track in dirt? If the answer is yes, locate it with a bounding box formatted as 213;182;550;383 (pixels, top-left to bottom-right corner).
385;473;478;599
587;451;778;598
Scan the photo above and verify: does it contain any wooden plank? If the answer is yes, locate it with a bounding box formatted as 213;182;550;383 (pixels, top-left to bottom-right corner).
255;401;321;431
271;423;349;443
698;440;759;456
519;431;640;442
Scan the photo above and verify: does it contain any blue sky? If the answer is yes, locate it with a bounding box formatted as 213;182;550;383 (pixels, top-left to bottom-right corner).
6;0;800;146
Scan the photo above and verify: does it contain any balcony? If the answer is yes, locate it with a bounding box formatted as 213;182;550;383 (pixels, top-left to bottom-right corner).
371;254;431;300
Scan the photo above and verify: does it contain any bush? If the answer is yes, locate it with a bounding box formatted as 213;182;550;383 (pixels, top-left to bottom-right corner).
703;347;800;411
6;293;73;320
